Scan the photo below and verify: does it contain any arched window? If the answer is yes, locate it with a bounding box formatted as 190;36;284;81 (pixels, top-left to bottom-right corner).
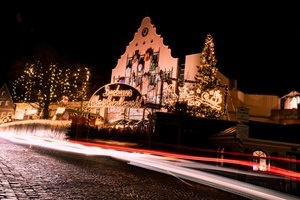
253;150;269;171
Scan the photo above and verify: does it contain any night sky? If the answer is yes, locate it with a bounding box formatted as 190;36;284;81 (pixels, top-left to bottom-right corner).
1;1;299;97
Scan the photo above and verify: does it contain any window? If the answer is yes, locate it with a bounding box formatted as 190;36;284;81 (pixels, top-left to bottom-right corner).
253;150;268;171
136;76;142;86
285;153;297;171
149;74;156;85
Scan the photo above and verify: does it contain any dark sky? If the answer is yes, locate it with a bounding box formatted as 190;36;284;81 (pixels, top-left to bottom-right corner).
1;1;299;97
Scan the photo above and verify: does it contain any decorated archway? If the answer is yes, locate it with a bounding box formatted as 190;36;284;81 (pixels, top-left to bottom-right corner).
87;83;145;124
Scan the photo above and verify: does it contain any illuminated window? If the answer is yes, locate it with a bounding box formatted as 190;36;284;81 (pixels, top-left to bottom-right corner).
290;97;298;109
253;150;267;171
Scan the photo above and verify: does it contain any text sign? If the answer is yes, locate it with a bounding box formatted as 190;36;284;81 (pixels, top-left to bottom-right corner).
236;107;249;123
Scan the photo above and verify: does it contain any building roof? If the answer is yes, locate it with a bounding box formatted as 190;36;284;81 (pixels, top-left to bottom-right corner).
281;91;300;99
214;126;236;137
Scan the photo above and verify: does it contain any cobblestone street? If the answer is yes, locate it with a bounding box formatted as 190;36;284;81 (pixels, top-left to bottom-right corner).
0;137;250;200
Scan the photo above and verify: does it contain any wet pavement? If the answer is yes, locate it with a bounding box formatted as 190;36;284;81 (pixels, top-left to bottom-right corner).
0;137;251;200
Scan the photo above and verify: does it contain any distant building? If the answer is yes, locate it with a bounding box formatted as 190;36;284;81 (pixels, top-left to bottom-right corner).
14;102;39;120
0;84;15;123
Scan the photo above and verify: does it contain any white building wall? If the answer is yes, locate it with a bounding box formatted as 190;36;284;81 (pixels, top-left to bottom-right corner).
244;94;280;117
111;16;179;102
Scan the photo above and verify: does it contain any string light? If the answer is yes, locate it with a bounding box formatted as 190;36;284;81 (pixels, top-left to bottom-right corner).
12;61;91;118
163;33;226;119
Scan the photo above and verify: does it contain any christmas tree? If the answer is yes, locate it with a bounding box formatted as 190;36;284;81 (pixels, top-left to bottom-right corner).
193;33;224;119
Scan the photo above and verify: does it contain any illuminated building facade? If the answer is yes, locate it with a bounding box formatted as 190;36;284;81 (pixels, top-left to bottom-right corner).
86;16;300;125
89;17;230;122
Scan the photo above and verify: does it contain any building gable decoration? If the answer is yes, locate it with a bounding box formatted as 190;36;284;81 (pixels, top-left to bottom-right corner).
111;16;179;106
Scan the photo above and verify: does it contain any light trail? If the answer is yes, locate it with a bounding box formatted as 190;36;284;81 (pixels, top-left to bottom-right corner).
128;159;295;200
72;140;300;181
0;132;299;199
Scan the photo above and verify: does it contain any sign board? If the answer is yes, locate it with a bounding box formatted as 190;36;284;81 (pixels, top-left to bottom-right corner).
87;83;145;109
236;123;249;139
236;107;249;123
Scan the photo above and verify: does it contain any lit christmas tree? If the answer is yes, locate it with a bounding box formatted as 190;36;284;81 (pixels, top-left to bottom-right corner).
193;33;223;119
11;44;91;119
